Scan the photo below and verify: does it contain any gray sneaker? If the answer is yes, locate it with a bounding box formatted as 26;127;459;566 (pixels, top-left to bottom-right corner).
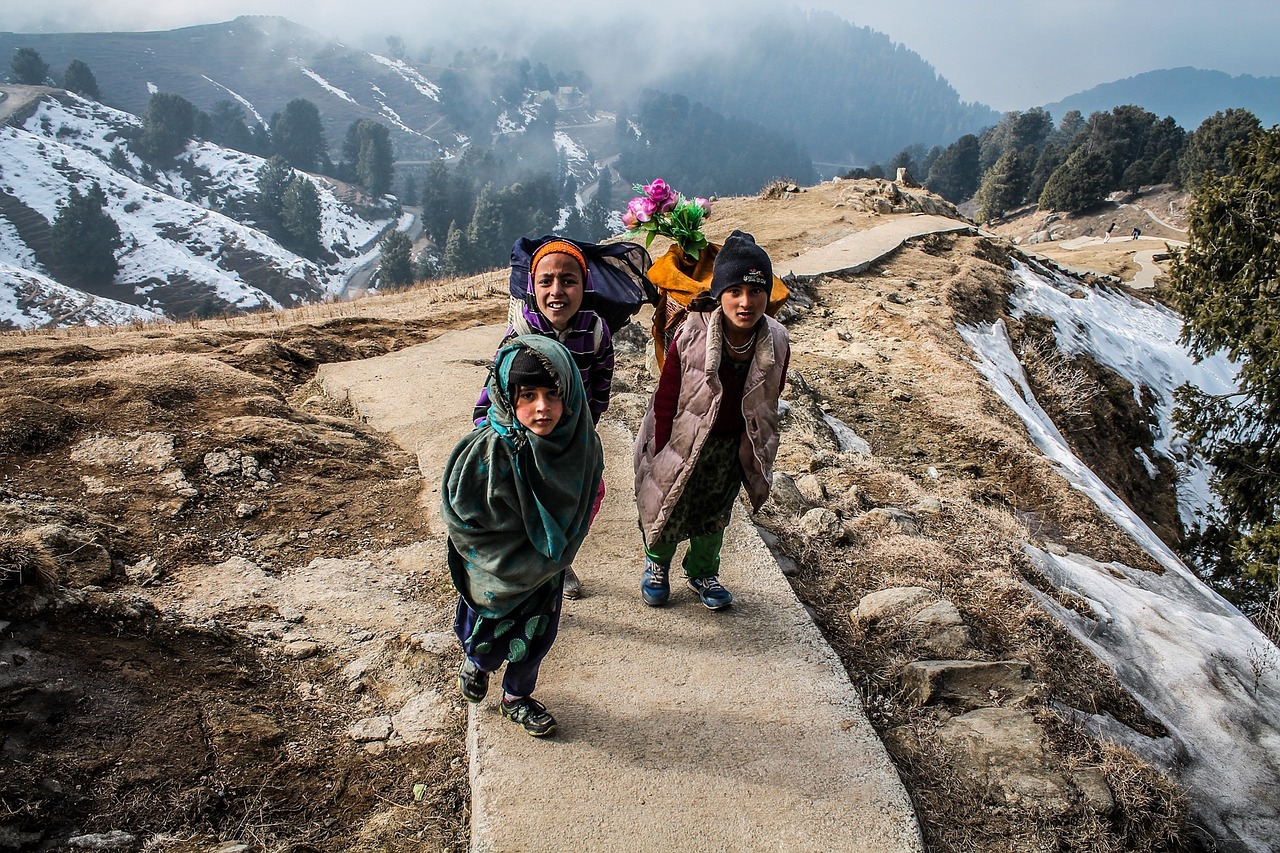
563;566;582;599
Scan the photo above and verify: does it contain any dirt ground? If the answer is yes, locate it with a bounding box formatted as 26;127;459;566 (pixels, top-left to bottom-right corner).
983;184;1190;289
1;292;502;852
0;179;1207;852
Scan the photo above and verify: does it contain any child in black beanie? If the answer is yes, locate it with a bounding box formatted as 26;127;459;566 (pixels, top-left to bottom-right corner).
633;231;791;610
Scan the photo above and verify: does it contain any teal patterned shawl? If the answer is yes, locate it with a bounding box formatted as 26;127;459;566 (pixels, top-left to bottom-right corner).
442;334;604;619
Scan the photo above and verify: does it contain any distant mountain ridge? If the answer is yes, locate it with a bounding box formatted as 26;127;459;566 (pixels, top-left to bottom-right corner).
1042;67;1280;129
1;12;1003;171
653;8;1001;168
0;17;450;161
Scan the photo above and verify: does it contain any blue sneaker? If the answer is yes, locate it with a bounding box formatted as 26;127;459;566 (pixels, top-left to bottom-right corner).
640;558;670;607
688;575;733;610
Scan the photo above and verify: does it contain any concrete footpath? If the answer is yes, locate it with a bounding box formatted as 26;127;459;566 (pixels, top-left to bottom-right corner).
314;214;961;851
784;213;974;280
318;324;922;852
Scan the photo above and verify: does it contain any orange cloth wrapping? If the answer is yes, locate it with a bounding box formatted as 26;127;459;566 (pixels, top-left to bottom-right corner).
648;243;790;369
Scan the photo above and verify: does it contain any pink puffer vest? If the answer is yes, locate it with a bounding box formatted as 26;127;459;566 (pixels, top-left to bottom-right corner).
633;308;789;543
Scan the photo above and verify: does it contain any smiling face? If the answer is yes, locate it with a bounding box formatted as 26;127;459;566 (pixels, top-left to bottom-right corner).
513;385;564;436
719;283;769;334
532;253;584;332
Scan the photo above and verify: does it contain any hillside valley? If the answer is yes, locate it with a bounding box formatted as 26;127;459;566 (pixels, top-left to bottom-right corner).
4;13;1279;333
2;178;1277;852
0;86;396;328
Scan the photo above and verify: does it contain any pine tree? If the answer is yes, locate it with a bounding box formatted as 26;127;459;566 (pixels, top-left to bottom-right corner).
378;229;413;288
925;134;980;203
1167;126;1280;601
1053;110;1085;146
581;197;611;242
62;59;100;100
50;182;122;287
272;99;327;173
357;124;394;198
467;183;506;270
1179;109;1261;192
1037;148;1110;213
108;145;132;173
139;92;197;162
562;204;585;241
499;174;559;244
402;174;418;207
281;175;322;258
974;148;1032;222
340;119;394;197
1026;144;1066;206
442;221;470;278
9;47;48;85
208;100;260;155
419;159;454;245
254;156;295;241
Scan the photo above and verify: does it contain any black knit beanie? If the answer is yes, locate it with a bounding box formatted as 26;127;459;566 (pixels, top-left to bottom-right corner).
709;230;772;299
507;348;557;399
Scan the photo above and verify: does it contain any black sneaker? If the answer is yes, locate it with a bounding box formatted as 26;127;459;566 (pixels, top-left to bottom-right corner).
457;658;489;703
500;695;557;737
640;558;670;607
688;575;734;610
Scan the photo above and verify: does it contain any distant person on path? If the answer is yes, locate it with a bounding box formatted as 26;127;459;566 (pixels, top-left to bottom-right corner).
445;335;604;737
633;230;791;611
472;239;613;600
1104;221;1116;242
1132;226;1141;240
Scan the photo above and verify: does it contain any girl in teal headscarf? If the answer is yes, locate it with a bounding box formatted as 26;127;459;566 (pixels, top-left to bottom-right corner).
443;334;604;737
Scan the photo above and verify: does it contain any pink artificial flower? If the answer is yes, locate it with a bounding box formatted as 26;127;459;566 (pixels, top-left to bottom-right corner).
644;179;677;212
628;195;657;223
695;197;712;215
621;208;639;230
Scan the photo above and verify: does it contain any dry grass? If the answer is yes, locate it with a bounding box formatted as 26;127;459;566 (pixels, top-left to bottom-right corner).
0;270;506;346
2;179;1212;852
0;531;59;595
1018;333;1103;423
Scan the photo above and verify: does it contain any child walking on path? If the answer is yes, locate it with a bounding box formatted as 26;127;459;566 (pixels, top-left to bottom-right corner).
472;239;614;599
633;230;791;610
444;335;604;736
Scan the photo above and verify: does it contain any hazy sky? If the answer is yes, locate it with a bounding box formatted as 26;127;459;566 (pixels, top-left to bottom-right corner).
4;0;1278;112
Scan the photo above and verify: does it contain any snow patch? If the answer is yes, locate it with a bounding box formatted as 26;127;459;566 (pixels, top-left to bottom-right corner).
1006;260;1237;532
201;75;265;125
0;92;394;327
368;54;441;101
298;65;359;105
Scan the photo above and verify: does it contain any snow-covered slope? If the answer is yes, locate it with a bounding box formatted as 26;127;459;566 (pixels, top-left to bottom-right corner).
0;92;393;329
959;265;1278;852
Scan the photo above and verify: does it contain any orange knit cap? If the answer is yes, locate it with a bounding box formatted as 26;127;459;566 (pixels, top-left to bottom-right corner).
530;239;588;279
